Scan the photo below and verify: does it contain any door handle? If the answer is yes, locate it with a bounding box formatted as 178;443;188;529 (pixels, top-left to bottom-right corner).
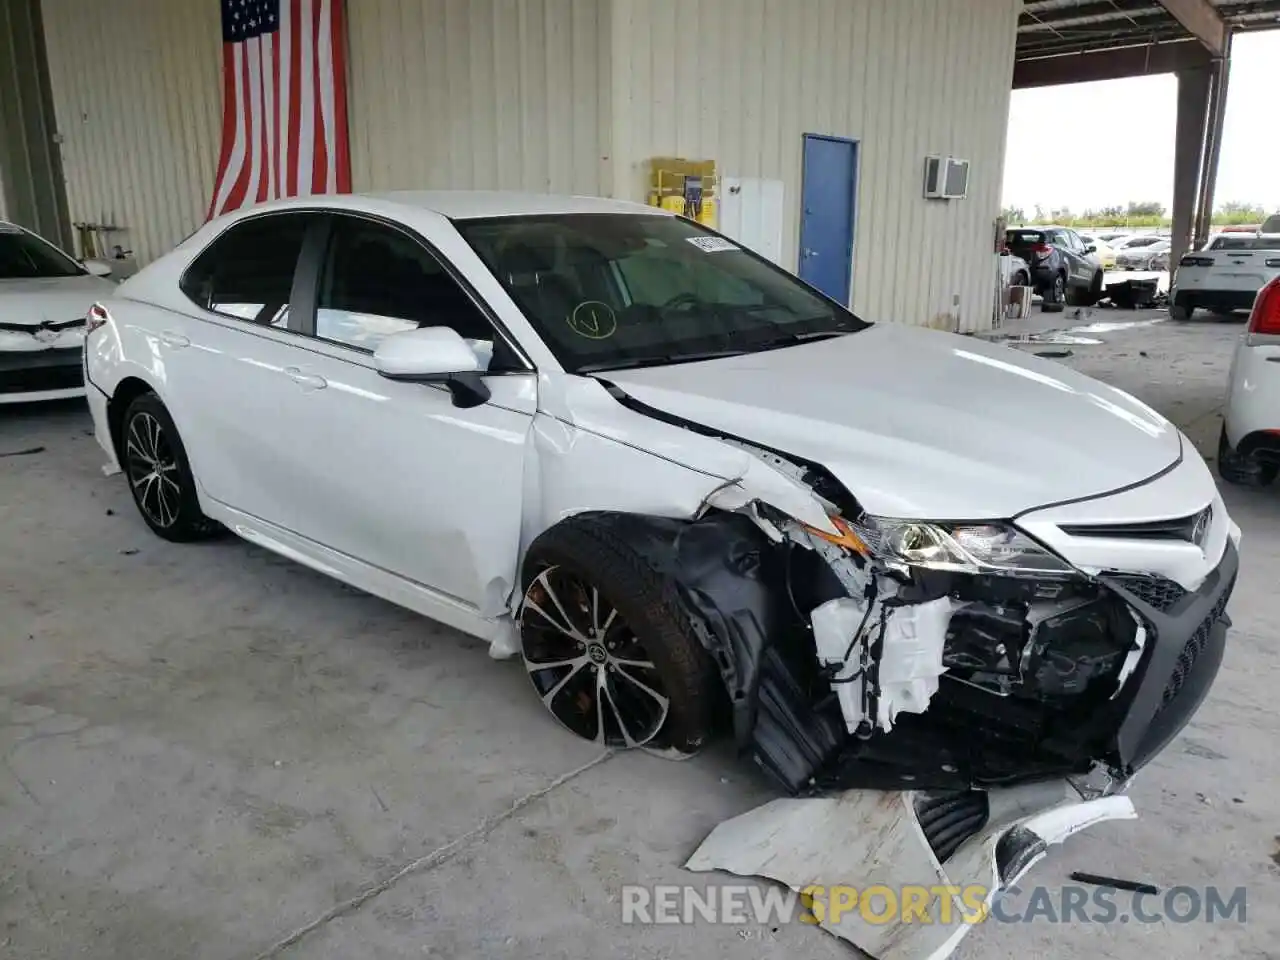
159;331;190;348
284;366;327;390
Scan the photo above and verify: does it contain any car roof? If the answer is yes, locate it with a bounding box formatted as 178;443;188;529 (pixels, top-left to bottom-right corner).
356;190;663;220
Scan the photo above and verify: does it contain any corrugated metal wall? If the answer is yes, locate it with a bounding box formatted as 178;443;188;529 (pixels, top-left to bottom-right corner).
610;0;1020;332
346;0;610;196
39;0;222;264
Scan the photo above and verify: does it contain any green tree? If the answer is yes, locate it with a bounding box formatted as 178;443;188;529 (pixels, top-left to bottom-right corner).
1001;205;1026;224
1126;200;1166;218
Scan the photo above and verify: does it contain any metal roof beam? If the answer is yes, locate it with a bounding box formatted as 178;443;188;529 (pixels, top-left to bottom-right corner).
1157;0;1227;54
1013;38;1212;86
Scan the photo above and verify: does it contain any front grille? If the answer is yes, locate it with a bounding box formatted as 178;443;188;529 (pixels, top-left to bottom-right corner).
1062;508;1212;543
914;790;990;863
1159;574;1235;710
1108;573;1188;612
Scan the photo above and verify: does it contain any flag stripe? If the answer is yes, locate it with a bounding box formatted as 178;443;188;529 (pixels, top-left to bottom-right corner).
209;0;350;218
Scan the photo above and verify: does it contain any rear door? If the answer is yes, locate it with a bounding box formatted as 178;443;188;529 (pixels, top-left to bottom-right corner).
161;212;323;526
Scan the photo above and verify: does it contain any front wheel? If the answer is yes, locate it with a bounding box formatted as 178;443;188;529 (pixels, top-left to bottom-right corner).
518;518;718;752
120;393;221;541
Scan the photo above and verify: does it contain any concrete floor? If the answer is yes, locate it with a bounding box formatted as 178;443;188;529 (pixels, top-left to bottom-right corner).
2;311;1277;959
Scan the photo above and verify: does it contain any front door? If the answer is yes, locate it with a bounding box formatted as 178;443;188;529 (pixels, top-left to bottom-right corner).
798;134;858;305
270;212;536;612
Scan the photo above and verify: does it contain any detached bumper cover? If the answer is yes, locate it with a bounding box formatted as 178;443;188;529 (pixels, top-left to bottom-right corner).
686;781;1137;960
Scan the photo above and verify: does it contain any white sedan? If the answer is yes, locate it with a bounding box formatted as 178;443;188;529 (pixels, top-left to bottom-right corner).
1220;275;1280;485
83;193;1238;937
0;220;115;403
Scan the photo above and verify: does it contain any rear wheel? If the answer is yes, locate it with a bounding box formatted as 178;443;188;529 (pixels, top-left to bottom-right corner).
1042;273;1067;313
1217;426;1278;487
1170;294;1195;321
120;393;221;541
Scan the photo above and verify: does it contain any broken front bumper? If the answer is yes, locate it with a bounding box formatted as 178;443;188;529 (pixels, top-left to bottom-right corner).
1102;537;1237;774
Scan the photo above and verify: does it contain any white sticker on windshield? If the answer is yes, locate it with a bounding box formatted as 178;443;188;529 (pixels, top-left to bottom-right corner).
686;236;739;253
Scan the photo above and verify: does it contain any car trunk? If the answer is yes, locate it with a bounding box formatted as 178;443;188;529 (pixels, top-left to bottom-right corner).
1005;228;1049;265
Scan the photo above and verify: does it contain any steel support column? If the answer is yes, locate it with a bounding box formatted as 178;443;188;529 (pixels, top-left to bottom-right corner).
1194;31;1232;248
1170;66;1211;269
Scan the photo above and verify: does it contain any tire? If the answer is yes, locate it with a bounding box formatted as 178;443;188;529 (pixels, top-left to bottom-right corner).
1041;273;1067;313
1170;294;1194;321
1013;271;1029;287
1078;270;1104;307
518;518;719;752
1216;426;1278;487
119;392;221;541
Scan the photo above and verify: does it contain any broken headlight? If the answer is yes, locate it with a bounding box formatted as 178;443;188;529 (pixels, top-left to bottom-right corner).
854;519;1074;577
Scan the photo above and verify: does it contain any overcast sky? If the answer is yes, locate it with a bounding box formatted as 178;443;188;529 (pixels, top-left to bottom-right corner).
1002;29;1280;215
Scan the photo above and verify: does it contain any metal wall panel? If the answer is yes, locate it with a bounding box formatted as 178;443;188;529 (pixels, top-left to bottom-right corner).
39;0;223;265
610;0;1021;332
346;0;610;197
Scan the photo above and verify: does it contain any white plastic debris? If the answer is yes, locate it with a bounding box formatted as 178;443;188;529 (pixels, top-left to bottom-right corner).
685;783;1136;960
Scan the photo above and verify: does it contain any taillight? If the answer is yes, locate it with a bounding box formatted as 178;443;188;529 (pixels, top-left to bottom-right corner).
1031;243;1053;257
86;302;110;334
1180;255;1214;267
1246;277;1280;336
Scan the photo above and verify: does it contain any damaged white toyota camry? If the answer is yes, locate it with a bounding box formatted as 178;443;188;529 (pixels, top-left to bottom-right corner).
85;193;1239;957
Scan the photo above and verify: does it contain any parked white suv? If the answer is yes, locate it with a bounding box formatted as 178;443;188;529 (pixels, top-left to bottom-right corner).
82;194;1239;932
1171;234;1280;319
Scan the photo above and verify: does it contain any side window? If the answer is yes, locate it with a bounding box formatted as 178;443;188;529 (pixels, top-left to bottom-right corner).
1064;231;1083;253
1044;230;1063;248
315;216;502;359
180;215;308;326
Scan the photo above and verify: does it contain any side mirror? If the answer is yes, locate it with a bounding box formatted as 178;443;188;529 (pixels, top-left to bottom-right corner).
83;258;113;278
1083;245;1097;254
373;326;490;408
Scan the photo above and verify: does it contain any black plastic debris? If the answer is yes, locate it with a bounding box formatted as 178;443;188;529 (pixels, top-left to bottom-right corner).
1070;871;1159;896
0;445;45;458
1103;278;1160;309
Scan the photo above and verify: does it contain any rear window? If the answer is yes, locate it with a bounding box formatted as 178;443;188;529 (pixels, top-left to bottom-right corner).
1261;214;1280;234
1209;236;1280;251
1006;230;1044;246
1123;237;1160;248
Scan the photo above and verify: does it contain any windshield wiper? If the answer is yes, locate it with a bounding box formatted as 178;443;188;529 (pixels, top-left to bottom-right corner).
577;349;750;373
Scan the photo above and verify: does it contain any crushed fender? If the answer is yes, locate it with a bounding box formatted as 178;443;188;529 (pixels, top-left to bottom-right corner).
685;782;1136;960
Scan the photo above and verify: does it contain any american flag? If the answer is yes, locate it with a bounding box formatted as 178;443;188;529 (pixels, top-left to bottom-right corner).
207;0;351;219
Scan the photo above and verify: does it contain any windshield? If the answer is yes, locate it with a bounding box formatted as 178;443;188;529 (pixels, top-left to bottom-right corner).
0;226;85;279
456;214;868;373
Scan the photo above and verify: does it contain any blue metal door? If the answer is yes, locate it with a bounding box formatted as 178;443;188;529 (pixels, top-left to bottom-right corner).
798;134;858;305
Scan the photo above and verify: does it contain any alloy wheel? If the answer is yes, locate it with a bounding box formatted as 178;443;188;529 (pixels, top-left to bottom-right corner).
520;565;670;747
125;411;182;528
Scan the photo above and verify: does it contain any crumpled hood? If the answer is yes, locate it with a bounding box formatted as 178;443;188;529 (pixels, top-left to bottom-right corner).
0;275;114;327
605;324;1180;519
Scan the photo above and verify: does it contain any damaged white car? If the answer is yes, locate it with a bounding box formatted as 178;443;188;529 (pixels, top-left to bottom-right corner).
84;192;1239;957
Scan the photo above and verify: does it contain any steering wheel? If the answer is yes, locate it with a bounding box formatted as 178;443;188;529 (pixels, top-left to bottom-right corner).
658;292;703;316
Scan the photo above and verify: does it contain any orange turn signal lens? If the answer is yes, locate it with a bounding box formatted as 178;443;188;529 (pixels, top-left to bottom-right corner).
803;516;870;555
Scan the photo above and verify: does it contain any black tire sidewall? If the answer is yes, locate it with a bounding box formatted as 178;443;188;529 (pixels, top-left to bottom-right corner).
121;393;216;541
520;522;718;752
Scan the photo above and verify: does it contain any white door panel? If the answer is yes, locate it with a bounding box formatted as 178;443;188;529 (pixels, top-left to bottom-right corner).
266;341;536;612
159;313;318;528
